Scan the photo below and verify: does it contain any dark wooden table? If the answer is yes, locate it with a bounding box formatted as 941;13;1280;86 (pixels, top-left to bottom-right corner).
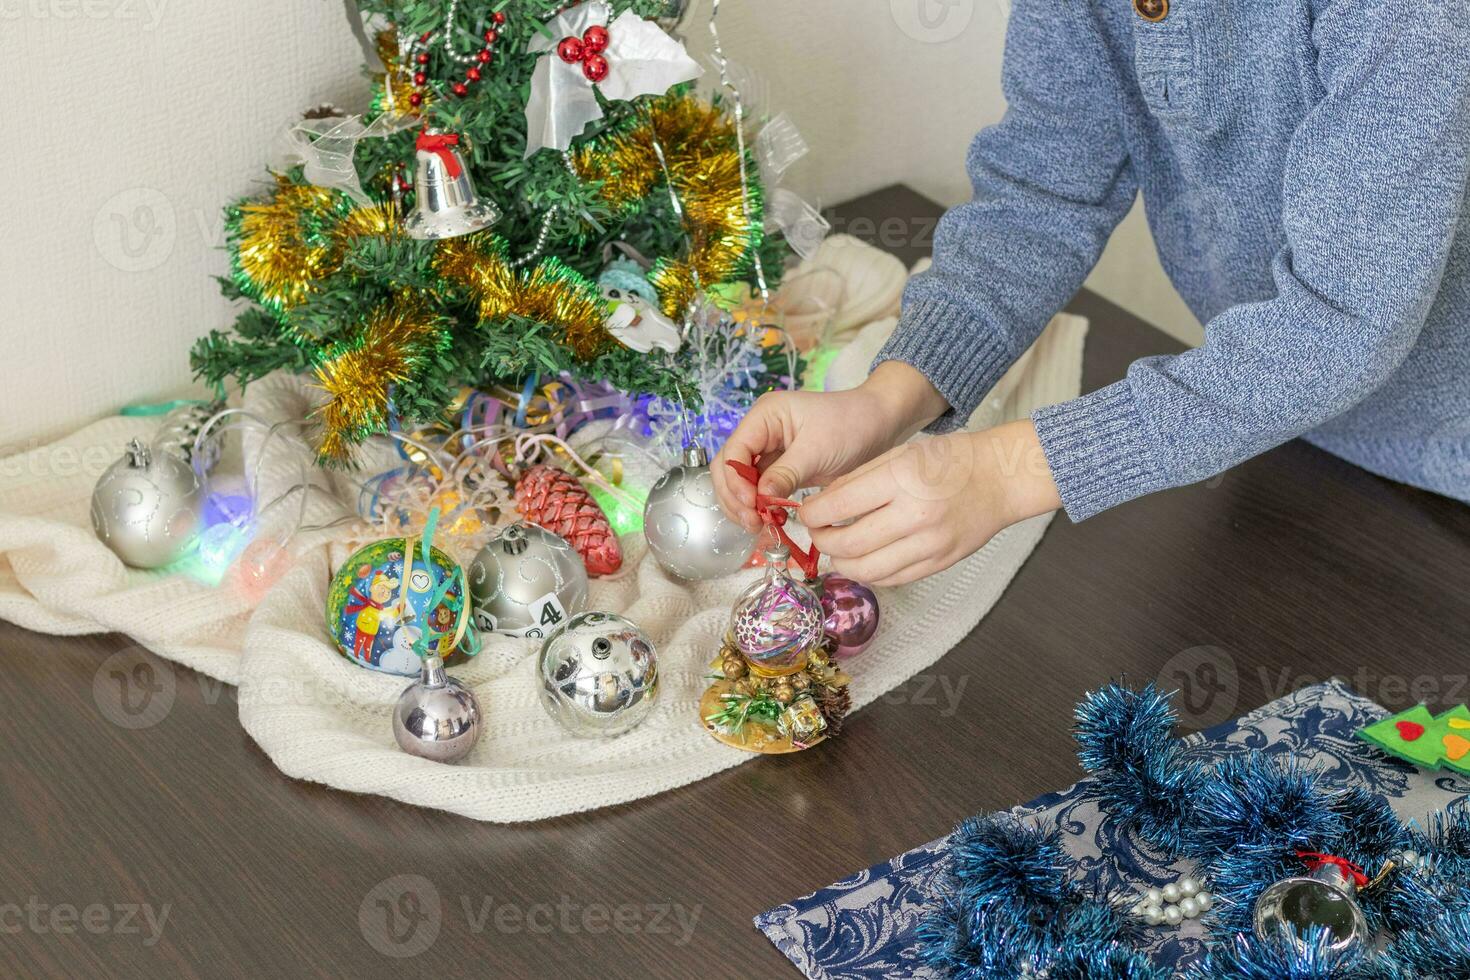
4;186;1468;979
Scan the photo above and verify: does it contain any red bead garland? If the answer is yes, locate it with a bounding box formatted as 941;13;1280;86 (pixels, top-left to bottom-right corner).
408;14;504;103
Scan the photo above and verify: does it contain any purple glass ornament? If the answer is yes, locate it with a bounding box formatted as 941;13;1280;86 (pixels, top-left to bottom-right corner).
819;574;880;657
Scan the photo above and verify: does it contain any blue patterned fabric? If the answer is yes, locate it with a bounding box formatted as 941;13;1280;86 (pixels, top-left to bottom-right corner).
755;681;1470;978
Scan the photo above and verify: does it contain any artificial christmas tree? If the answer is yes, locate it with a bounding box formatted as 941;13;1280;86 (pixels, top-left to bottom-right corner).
191;0;794;464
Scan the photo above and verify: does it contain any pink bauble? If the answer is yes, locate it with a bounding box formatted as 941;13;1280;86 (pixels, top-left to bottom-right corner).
819;574;880;657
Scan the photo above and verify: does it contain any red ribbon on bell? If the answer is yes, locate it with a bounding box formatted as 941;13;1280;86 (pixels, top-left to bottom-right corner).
726;458;820;580
1295;851;1369;889
415;132;464;179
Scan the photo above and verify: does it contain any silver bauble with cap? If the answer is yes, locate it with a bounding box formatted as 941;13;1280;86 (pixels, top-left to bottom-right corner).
467;522;588;638
392;654;483;763
91;439;205;569
537;611;659;738
1253;859;1370;956
643;445;757;581
403;129;501;240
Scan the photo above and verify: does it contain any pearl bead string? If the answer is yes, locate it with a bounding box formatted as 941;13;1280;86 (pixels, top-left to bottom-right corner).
1131;875;1214;927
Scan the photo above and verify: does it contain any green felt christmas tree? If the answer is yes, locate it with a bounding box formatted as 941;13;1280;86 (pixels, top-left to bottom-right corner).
1358;703;1470;773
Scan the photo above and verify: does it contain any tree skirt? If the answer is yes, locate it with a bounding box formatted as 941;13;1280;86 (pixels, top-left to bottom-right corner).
755;680;1470;977
0;266;1087;823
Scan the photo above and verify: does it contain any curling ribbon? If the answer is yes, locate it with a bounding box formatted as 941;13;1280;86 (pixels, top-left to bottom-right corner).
416;132;464;178
1296;851;1369;889
725;457;819;579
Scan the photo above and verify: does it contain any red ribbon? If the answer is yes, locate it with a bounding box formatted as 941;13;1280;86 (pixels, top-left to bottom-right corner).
416;132;463;179
1296;851;1368;889
726;458;820;580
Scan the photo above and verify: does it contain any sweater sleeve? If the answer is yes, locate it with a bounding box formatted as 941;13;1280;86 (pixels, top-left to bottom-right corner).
1034;1;1470;520
874;0;1138;432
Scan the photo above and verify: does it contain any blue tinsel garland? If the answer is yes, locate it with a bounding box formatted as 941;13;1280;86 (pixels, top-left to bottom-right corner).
921;683;1470;977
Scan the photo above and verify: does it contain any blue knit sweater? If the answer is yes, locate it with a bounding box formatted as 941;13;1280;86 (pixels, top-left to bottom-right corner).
877;0;1470;519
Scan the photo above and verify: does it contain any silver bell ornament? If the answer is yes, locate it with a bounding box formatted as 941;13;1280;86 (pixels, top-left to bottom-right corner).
90;439;205;569
1252;855;1371;956
538;612;659;738
643;446;757;581
392;654;483;763
468;523;588;638
403;130;501;241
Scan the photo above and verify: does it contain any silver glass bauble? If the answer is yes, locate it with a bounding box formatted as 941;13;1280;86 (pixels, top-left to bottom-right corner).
1253;861;1369;956
90;439;205;569
643;446;757;581
403;130;501;240
467;523;588;638
538;612;659;738
392;655;483;763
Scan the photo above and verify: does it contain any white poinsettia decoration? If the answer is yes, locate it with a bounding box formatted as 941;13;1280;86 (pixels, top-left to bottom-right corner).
524;0;702;156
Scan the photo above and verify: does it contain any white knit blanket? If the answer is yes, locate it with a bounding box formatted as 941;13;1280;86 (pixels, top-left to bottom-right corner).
0;242;1086;823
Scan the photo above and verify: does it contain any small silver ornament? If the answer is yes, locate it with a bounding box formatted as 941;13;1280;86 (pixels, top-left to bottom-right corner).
90;439;205;569
403;130;501;240
467;523;588;638
538;612;659;738
643;446;757;581
1253;859;1369;955
392;654;483;763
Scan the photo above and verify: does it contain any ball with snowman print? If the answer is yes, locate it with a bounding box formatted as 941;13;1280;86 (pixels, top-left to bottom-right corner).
325;538;472;676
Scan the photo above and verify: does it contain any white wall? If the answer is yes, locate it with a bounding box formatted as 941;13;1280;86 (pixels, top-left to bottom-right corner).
1;0;1197;449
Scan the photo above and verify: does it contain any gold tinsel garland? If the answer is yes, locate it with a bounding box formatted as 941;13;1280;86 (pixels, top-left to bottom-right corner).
433;233;610;361
228;175;397;314
227;93;760;459
574;94;763;317
314;294;449;462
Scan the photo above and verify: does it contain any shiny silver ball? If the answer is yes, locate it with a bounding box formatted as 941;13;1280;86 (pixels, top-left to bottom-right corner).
392;656;483;764
537;612;659;738
467;523;588;638
90;439;205;569
643;448;757;581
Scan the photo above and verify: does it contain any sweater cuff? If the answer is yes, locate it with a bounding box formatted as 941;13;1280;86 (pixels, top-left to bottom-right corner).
1032;381;1172;521
873;299;1014;434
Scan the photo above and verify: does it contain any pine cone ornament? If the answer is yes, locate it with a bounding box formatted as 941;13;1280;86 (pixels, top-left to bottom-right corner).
514;464;623;576
813;684;852;736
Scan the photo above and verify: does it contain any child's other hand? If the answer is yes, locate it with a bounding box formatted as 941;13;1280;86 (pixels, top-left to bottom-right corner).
801;419;1061;586
712;362;949;532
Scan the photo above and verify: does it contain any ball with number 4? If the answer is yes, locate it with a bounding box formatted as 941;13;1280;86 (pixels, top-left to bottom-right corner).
467;523;589;638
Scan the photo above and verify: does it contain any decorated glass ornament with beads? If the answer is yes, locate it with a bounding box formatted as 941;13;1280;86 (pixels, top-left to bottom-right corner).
697;462;861;753
915;683;1470;978
325;537;473;676
730;543;825;676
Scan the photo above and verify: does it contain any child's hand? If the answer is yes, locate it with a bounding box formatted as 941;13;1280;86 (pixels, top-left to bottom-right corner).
801;419;1061;586
712;362;950;532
